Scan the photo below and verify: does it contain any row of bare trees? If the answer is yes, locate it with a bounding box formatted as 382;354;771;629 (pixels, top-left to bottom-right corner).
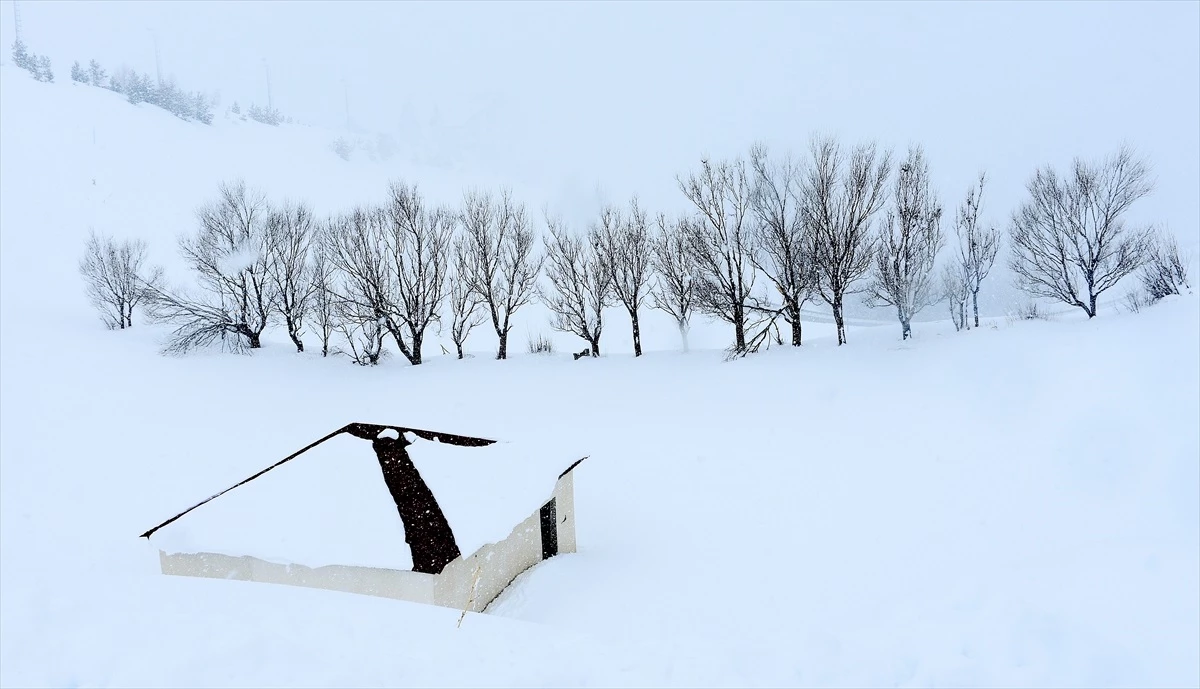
668;139;988;349
133;181;541;363
80;141;1190;360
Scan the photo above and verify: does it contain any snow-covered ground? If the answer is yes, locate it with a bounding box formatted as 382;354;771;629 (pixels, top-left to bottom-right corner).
2;68;1198;688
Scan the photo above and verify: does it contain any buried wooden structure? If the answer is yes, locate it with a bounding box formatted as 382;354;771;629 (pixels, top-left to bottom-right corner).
140;423;585;613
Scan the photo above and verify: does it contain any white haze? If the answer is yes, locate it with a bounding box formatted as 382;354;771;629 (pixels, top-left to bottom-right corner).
2;1;1196;252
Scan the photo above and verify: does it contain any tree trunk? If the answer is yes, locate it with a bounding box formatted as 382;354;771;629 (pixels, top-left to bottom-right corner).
630;309;642;357
497;332;508;360
455;341;464;359
972;289;980;328
371;435;461;575
287;318;304;353
387;324;418;365
733;304;746;352
832;297;846;346
787;299;802;346
248;331;262;349
1088;292;1098;318
901;318;912;340
679;320;690;353
411;330;423;365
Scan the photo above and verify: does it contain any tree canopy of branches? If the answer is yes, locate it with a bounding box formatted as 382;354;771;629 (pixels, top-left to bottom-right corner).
458;189;543;360
799;136;892;345
327;182;452;366
867;145;943;340
447;238;486;359
147;180;275;353
1140;229;1192;301
651;213;696;352
953;172;1001;328
541;215;611;356
79;231;162;330
327;206;392;365
264;201;317;352
600;199;653;356
678;156;756;354
308;223;338;357
749;144;815;347
1009;145;1154;318
383;181;453;364
940;262;970;332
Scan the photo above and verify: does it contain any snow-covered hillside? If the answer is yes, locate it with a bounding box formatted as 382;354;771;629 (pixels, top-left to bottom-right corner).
2;66;1198;688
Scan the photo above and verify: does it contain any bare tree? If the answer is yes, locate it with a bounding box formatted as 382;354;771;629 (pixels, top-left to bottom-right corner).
541;214;611;356
678;156;756;353
335;310;387;366
1009;145;1154;318
79;230;162;329
326;183;453;366
458;189;543;360
1140;229;1192;301
954;173;1001;328
328;206;396;360
749;143;816;346
600;198;654;356
144;286;254;355
651;213;696;352
148;180;275;353
384;181;453;365
868;146;944;340
447;239;485;359
799;136;892;345
940;262;970;332
309;222;338;357
264;201;317;352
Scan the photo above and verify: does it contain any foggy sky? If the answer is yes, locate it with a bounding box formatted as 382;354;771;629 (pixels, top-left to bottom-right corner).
2;0;1197;245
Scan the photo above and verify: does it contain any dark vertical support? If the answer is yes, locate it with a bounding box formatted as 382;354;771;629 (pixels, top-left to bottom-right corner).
539;498;558;560
372;436;462;574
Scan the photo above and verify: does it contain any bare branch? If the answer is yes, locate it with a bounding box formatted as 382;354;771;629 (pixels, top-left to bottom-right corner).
749;142;816;346
458;189;543;359
1140;229;1192;301
651;213;696;352
1009;145;1154;317
954;172;1001;328
447;238;486;359
541;213;611;356
385;180;453;365
939;262;971;332
79;230;162;330
677;156;756;353
799;135;892;344
264;200;317;352
600;197;654;356
151;180;275;353
867;145;944;340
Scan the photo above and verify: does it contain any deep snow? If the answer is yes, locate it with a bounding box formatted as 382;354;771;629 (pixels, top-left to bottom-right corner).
1;67;1198;688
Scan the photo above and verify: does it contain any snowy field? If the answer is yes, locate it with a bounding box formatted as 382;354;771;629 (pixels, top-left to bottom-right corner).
2;68;1199;688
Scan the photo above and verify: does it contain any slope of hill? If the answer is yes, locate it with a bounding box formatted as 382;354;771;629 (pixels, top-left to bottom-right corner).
2;66;1198;688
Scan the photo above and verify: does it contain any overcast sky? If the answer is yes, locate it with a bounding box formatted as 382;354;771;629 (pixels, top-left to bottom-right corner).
2;0;1197;243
